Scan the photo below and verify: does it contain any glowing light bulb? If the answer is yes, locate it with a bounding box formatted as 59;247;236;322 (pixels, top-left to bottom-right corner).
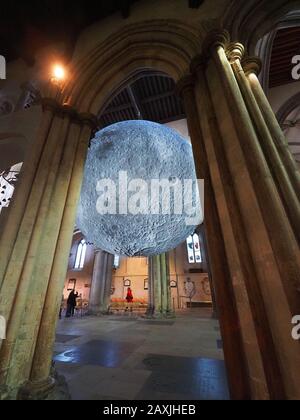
53;65;65;81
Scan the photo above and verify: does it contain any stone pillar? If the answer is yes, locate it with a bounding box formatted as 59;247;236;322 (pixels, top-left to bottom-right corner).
196;224;218;318
0;80;97;399
186;29;300;400
147;253;173;318
208;34;300;317
177;75;251;400
227;46;300;243
243;57;300;202
146;257;155;317
101;253;114;314
0;97;55;290
89;250;106;314
89;251;114;315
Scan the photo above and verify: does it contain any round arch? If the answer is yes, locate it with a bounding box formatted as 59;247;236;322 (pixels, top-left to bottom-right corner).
63;20;203;115
276;91;300;126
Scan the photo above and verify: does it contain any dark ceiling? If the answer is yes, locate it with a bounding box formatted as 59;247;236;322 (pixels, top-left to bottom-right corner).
269;26;300;88
0;1;138;64
0;0;204;65
99;72;185;127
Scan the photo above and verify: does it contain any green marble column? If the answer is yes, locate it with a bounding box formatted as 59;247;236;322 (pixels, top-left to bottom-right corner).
148;253;173;318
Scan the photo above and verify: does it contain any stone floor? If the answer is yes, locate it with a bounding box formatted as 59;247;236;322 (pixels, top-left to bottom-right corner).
53;308;229;400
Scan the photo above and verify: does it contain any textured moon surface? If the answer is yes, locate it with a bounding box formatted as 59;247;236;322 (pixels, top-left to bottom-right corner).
77;120;202;256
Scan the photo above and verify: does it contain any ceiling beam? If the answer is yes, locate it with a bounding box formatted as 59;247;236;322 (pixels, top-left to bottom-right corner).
102;102;133;115
127;85;144;119
101;90;177;116
141;90;177;104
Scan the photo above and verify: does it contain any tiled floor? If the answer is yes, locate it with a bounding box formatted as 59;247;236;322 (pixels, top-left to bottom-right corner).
54;308;229;400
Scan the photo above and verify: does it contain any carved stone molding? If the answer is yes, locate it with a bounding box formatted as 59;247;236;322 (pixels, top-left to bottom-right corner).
201;29;231;59
226;42;245;63
242;56;262;76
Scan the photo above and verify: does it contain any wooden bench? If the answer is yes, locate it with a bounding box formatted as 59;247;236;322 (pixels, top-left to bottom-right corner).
109;301;148;314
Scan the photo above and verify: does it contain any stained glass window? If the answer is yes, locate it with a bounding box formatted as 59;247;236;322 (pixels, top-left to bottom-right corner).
113;255;120;268
186;233;202;264
74;239;87;270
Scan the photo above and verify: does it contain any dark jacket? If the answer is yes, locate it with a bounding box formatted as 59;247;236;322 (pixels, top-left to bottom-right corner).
67;291;77;307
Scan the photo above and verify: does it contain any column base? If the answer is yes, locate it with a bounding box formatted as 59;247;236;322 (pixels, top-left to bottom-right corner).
18;371;71;400
211;310;219;319
87;303;111;316
86;309;109;316
142;309;175;319
0;385;10;401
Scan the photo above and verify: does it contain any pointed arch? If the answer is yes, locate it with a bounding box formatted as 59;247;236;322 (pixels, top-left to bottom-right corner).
63;20;204;115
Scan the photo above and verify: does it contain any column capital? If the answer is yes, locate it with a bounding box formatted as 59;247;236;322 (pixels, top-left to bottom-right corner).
41;97;61;113
242;56;262;76
175;74;196;98
61;104;78;119
94;248;104;255
202;29;231;57
226;43;245;63
78;112;99;131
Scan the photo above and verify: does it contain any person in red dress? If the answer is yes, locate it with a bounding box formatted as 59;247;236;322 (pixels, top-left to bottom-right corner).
126;287;133;303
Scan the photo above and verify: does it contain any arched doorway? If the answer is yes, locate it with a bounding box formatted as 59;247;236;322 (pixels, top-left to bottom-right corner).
0;2;299;400
61;71;216;320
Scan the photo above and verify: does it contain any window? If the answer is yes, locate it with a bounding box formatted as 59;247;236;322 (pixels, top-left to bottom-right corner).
74;239;87;270
113;255;120;269
67;278;77;291
186;233;202;264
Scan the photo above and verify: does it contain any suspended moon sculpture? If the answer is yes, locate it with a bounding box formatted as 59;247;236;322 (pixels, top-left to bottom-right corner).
77;120;202;256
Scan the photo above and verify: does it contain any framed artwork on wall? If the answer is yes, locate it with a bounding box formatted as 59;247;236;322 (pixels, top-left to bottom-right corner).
201;277;211;296
144;279;148;290
170;280;177;288
67;278;77;291
124;279;131;287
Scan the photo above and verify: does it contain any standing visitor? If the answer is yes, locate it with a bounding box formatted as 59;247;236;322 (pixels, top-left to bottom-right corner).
126;287;133;303
66;290;78;318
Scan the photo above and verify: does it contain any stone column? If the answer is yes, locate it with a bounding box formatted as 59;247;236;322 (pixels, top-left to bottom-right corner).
178;75;251;400
89;250;106;314
227;45;300;243
0;97;55;290
243;57;300;201
146;257;155;317
89;251;114;315
101;253;114;314
28;119;94;392
189;30;300;400
0;80;97;399
209;33;300;317
196;224;218;318
147;253;173;318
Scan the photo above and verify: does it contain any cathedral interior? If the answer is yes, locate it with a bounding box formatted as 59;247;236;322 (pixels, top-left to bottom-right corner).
0;0;300;402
